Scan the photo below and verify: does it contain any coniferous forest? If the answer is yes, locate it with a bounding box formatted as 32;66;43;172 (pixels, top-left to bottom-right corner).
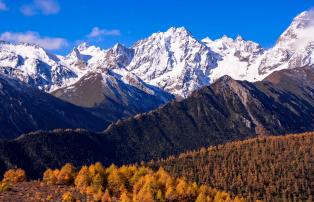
150;132;314;201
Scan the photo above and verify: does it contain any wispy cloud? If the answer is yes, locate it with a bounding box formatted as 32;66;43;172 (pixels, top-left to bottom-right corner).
0;31;68;50
20;0;60;16
0;0;8;11
87;27;121;38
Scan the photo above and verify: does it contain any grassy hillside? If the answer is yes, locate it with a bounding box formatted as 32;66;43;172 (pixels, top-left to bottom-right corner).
150;132;314;201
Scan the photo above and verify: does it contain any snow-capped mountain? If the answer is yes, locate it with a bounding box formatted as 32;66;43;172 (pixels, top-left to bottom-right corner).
59;42;171;99
127;27;219;98
244;10;314;81
0;41;78;91
202;35;264;81
53;43;174;122
0;10;313;99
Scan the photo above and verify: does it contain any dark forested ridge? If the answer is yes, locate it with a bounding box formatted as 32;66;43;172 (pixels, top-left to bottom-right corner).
104;71;314;163
150;132;314;201
0;75;109;139
0;129;116;178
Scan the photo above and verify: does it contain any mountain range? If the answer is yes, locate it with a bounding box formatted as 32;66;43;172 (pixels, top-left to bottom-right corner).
0;9;313;178
1;10;314;98
0;10;313;138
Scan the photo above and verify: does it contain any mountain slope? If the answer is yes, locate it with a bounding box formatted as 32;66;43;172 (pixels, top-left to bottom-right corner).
0;68;313;177
54;43;174;121
150;132;314;201
0;75;107;139
263;65;314;102
0;129;114;178
53;69;174;122
103;74;314;163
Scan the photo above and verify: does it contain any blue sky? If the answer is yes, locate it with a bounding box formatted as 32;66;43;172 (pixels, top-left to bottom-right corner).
0;0;313;54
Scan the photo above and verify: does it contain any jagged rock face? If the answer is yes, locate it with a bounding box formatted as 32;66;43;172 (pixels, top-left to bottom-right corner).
0;74;108;139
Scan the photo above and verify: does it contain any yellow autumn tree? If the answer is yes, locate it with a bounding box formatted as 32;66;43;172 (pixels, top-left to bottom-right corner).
176;178;189;199
155;189;165;202
74;165;91;191
107;168;126;197
40;163;241;202
3;168;26;184
57;163;76;185
165;185;178;201
43;168;58;185
195;192;209;202
133;187;154;202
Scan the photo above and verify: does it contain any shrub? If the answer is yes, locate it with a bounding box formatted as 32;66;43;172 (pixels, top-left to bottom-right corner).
3;168;26;183
43;169;58;185
57;163;76;185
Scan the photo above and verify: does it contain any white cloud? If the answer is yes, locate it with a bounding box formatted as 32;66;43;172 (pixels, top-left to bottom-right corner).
0;31;68;50
20;5;35;16
20;0;60;16
87;27;121;38
0;1;8;11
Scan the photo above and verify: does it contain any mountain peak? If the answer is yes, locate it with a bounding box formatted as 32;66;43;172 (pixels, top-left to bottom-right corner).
276;10;314;48
214;75;235;84
77;42;89;52
112;43;130;53
202;37;213;43
113;43;125;49
166;26;191;35
235;35;244;41
293;10;314;25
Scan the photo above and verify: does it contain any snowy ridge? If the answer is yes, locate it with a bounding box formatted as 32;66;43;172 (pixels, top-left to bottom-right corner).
202;35;264;81
0;10;313;98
